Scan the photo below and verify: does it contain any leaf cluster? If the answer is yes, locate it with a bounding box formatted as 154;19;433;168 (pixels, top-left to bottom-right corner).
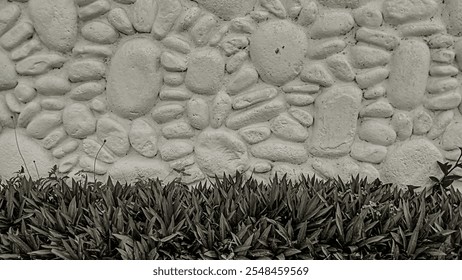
1;171;461;260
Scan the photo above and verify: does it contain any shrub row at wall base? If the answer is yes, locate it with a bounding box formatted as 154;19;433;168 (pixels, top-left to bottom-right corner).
0;170;461;260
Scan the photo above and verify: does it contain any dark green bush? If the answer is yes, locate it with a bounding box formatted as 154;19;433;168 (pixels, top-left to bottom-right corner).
1;168;461;260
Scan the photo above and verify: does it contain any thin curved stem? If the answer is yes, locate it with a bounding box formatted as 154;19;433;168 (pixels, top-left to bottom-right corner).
11;116;31;178
94;139;107;183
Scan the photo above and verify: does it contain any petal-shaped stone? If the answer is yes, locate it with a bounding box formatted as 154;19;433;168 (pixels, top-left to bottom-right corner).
0;4;21;37
210;91;232;128
26;112;62;139
96;117;130;157
442;122;462;151
132;0;158;33
129;119;158;158
16;54;66;76
270;113;309;142
29;0;78;52
82;138;116;164
107;38;162;119
186;97;209;130
152;0;182;39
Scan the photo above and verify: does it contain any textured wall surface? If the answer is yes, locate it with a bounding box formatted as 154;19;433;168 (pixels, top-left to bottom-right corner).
0;0;461;188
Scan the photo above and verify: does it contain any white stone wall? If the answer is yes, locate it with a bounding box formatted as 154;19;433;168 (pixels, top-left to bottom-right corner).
0;0;461;188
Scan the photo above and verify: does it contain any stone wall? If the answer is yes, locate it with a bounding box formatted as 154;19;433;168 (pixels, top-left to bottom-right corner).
0;0;461;188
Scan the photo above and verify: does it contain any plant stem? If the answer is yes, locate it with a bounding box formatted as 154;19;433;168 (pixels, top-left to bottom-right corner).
94;140;107;183
11;116;31;178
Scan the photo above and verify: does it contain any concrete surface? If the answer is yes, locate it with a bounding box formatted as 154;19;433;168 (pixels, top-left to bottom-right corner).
0;0;461;189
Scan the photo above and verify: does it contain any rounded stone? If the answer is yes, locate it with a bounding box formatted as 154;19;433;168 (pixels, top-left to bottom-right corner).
81;21;119;44
318;0;367;8
0;49;17;90
311;10;355;39
129;119;158;158
381;139;443;188
270;113;309;142
29;0;78;52
383;0;438;25
442;122;462;151
14;83;36;103
108;155;171;183
195;129;249;177
251;140;308;165
186;97;209;130
353;5;383;28
63;103;96;139
412;109;433;135
160;140;194;161
35;75;71;96
391;111;413;141
250;20;308;86
0;130;55;180
26;112;62;139
358;120;397;146
388;40;430;110
444;0;462;36
185;47;224;95
68;60;106;82
151;104;184;124
96;117;130;157
239;124;271;144
195;0;257;20
107;8;135;35
107;38;162;119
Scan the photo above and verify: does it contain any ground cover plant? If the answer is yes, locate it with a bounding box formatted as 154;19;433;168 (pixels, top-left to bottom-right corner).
0;151;462;260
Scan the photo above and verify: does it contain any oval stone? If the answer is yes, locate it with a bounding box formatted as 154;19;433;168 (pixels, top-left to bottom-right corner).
63;103;96;139
388;40;430;110
250;20;308;86
383;0;438;25
309;85;362;157
107;38;163;119
381;139;443;189
195;0;257;20
0;49;17;90
81;21;119;44
444;0;462;36
185;47;224;95
29;0;78;52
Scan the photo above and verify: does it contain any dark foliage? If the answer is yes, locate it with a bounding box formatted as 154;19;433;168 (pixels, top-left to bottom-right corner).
1;167;461;260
